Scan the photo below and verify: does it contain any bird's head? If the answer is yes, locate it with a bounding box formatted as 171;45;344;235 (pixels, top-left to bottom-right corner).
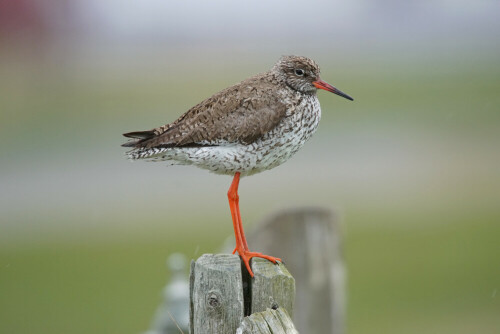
273;55;353;101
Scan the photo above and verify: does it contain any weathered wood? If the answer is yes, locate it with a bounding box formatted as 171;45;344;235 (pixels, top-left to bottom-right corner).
190;254;296;334
189;254;244;334
237;308;299;334
251;258;295;317
247;207;345;334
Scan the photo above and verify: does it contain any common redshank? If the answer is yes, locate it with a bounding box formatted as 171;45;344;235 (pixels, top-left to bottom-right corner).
122;55;353;277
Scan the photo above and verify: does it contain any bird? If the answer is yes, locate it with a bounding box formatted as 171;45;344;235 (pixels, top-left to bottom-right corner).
122;55;353;277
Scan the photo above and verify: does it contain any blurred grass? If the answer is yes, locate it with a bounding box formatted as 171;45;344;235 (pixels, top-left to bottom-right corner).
1;209;498;334
346;209;500;334
0;222;224;334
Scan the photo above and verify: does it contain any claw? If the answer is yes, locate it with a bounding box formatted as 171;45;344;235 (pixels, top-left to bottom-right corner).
235;249;282;277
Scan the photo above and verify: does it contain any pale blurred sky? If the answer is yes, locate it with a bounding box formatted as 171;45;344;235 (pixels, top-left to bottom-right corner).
62;0;500;48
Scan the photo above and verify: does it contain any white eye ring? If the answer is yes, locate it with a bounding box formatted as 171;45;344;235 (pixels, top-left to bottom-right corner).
295;69;305;76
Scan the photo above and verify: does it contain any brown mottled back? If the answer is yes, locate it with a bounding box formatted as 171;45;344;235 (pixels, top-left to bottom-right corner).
123;72;288;149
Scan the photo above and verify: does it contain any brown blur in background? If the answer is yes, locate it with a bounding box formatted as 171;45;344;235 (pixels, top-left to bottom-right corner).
1;1;499;333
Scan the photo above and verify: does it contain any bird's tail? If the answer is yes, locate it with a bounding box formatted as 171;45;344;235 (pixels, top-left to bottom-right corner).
121;130;156;147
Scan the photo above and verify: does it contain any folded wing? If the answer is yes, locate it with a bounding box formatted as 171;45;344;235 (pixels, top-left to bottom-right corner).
122;80;287;150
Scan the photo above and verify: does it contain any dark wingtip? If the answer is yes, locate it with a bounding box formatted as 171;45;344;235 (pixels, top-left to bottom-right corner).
123;130;156;139
121;141;138;147
122;130;156;148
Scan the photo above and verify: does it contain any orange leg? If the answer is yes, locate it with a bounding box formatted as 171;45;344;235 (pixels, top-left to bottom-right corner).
227;172;282;277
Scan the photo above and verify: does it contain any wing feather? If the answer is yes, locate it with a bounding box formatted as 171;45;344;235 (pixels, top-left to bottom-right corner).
122;75;288;150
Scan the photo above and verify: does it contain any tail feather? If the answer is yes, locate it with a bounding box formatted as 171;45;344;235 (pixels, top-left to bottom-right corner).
121;130;156;147
123;130;156;139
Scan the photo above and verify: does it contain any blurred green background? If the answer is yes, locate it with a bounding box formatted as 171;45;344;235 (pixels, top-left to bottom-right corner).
1;1;499;333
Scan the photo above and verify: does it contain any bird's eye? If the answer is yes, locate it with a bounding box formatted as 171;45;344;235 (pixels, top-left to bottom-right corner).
295;69;305;76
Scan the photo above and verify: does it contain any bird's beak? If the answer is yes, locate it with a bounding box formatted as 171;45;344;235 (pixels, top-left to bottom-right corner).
313;79;353;101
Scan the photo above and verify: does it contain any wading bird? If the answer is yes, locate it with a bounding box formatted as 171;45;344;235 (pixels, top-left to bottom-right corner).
122;56;353;277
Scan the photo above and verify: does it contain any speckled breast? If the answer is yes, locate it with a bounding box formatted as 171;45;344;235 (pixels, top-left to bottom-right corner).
242;94;321;174
194;94;322;176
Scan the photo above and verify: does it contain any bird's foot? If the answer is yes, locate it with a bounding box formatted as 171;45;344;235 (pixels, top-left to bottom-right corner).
234;249;282;277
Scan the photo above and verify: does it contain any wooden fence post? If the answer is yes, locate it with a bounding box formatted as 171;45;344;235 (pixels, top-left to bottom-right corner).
237;308;298;334
189;254;295;334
